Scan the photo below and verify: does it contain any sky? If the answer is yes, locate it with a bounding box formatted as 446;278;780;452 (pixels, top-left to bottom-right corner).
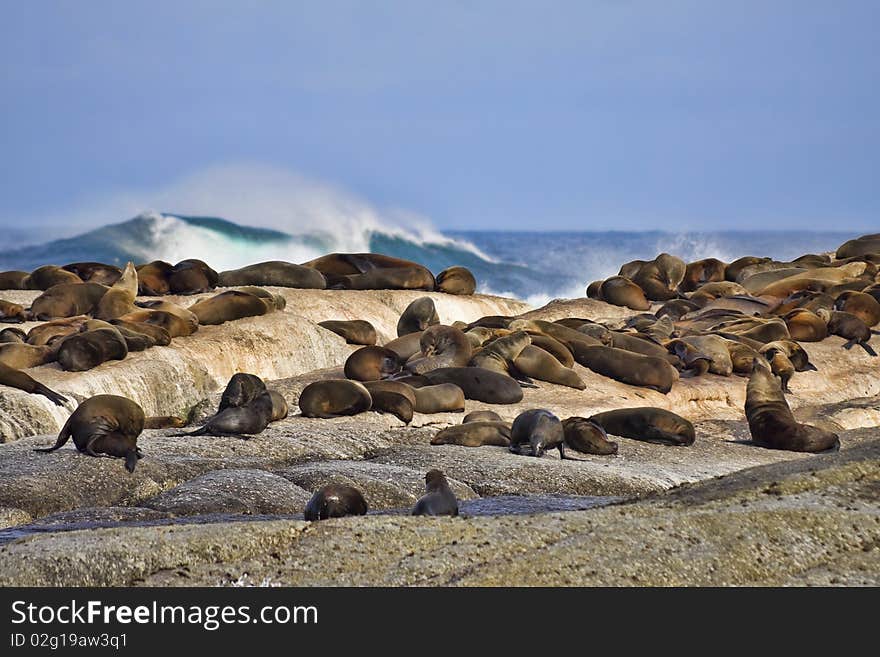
1;1;878;234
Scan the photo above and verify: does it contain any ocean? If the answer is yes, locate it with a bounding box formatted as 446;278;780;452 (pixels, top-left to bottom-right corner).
0;211;863;305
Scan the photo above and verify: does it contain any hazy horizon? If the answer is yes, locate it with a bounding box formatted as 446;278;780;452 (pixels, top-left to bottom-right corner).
2;2;879;233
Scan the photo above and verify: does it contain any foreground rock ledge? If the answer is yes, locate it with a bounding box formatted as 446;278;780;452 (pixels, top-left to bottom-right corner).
1;435;877;587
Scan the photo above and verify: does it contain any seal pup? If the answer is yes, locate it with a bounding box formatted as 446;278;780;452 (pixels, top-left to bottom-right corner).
318;320;378;345
397;297;440;336
680;258;727;292
303;484;368;521
745;362;839;452
34;394;145;471
298;379;373;418
0;300;26;323
412;470;459;516
0;362;67;405
508;409;568;458
561;417;618;455
469;331;531;375
431;421;511;447
588;407;695;446
435;266;477;295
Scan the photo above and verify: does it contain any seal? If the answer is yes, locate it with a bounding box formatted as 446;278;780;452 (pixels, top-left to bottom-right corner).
665;339;712;377
412;470;459;516
93;262;139;321
431;421;511;447
570;344;678;393
688;281;749;306
24;265;83;290
397;297;440;336
469;331;531;375
513;345;585;389
405;325;472;374
62;262;122;285
678;335;733;376
29;282;108;320
0;300;27;323
34;394;145;471
599;276;651;310
136;261;174;296
588;407;695;446
303;484;368;521
819;309;877;356
168;259;219;295
363;380;418;405
411;383;466;414
508;409;567;458
298;379;373;418
0;342;58;369
318;320;377;345
0;271;29;290
561;416;618;455
268;390;289;422
725;256;772;282
435;266;477;295
723;339;764;376
836;233;880;259
757;262;869;298
81;319;156;352
529;334;575;367
782;309;827;342
586;280;604;299
218;261;326;288
344;345;403;381
421;367;524;404
383;331;424;361
0;362;67;405
508;319;602;351
56;326;128;372
180;390;275;437
632;253;686;301
116;309;196;338
25;316;89;346
131;300;200;335
219;373;268;411
187;290;275;325
0;327;25;343
368;389;414;423
108;319;172;346
462;410;503;423
655;298;700;321
834;290;880;327
680;258;727;293
301;253;434;290
745;361;839;452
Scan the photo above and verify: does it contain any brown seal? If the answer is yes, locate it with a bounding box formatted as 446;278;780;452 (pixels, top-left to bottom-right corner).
302;253;434;290
431;421;511;447
435;266;477;295
397;297;440;336
570;344;678;393
219;373;268;411
298;379;372;417
405;325;472;374
632;253;686;301
187;290;275;325
463;410;502;423
29;283;108;320
665;339;712;377
834;290;880;327
318;320;377;345
508;409;568;458
513;345;585;389
131;299;200;335
0;362;67;405
725;256;772;282
344;345;403;381
383;331;424;361
421;367;524;404
24;265;83;290
678;335;733;376
217;261;326;288
819;309;877;356
412;470;459;516
588;407;695;446
34;394;145;471
469;331;531;375
745;361;839;452
368;388;414;423
0;271;29;290
0;327;25;343
836;233;880;259
561;416;618;455
0;342;58;369
136;261;174;296
599;276;651;310
81;319;156;352
680;258;727;292
782;308;828;342
586;280;604;299
411;383;466;413
108;319;172;346
529;334;574;367
303;484;368;520
93;262;139;321
116;309;195;338
0;300;27;323
62;262;122;285
25;316;89;346
655;298;700;321
688;281;749;306
179;391;275;437
56;326;128;371
169;259;219;295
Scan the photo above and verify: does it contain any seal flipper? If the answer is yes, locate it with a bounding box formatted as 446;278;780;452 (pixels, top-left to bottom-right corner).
859;341;878;356
33;382;67;406
33;421;73;453
124;448;140;473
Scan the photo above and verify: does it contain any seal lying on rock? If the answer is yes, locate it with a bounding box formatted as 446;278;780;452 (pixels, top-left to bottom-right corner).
0;300;27;323
179;390;276;438
435;266;476;295
344;346;403;381
412;470;459;516
745;361;840;453
299;379;373;418
562;417;618;455
303;484;368;521
318;320;377;345
431;421;511;447
588;407;695;447
34;394;145;472
218;261;326;289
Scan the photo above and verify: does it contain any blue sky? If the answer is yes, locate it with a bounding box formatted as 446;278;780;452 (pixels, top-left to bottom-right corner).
1;1;878;232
